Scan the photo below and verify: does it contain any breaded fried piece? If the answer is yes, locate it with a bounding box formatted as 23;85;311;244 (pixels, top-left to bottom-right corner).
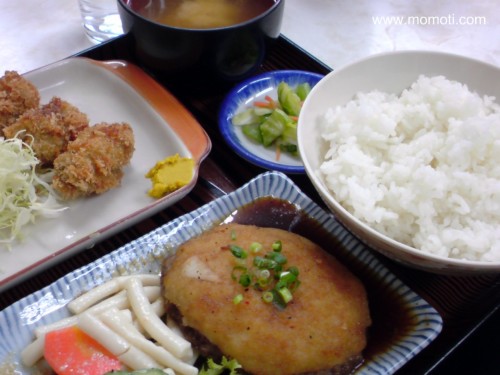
0;71;40;133
52;122;135;200
3;97;89;165
162;223;371;375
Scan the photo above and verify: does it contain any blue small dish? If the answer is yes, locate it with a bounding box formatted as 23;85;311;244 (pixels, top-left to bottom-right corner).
219;70;324;174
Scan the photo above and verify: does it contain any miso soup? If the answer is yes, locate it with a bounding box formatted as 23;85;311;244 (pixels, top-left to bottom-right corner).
129;0;278;29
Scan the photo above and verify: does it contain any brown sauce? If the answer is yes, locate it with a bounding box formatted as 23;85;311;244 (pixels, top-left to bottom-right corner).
229;197;418;364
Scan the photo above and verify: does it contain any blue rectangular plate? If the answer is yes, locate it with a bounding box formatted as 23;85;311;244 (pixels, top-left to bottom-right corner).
0;171;442;374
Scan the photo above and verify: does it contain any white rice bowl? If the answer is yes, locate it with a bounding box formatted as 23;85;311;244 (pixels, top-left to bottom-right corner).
298;51;500;274
320;75;500;261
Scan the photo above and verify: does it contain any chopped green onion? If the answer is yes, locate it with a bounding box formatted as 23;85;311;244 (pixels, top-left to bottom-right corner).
289;279;301;292
279;270;298;284
265;251;287;265
288;266;299;276
250;242;263;253
253;269;271;289
275;279;286;290
256;279;269;289
258;269;271;280
231;230;237;240
272;240;282;252
253;256;277;270
239;273;252;288
277;287;293;304
227;232;300;309
233;294;244;305
229;244;247;259
231;265;247;281
262;291;274;304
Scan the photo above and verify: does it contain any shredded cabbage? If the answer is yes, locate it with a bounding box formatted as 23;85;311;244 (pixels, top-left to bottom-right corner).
0;135;66;249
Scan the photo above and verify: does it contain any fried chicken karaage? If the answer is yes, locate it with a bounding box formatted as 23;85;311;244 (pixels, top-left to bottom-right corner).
52;122;135;200
3;96;89;166
2;70;136;201
0;71;40;134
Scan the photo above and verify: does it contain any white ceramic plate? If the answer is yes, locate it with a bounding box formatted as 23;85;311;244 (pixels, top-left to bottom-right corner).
0;171;442;375
0;57;211;291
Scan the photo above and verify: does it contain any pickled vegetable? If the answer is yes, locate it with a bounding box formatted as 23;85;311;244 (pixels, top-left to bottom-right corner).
231;81;311;159
277;82;302;116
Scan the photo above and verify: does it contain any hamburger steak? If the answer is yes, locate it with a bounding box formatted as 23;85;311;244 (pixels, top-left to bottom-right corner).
161;223;371;374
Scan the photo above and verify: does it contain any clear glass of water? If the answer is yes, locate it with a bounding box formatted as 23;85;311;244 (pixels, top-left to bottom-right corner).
78;0;124;43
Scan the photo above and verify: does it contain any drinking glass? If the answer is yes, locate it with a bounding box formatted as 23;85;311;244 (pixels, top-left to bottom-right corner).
78;0;124;42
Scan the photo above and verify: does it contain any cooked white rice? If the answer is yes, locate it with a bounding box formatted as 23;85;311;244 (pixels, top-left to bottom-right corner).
319;75;500;262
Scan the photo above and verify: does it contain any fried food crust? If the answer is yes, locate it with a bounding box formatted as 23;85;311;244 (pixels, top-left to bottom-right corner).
0;71;40;133
162;223;371;375
52;122;135;200
3;97;89;165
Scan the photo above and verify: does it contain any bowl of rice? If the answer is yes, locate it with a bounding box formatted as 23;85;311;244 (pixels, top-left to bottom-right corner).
298;50;500;274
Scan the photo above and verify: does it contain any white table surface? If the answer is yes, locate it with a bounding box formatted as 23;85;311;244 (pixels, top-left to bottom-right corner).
0;0;498;75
